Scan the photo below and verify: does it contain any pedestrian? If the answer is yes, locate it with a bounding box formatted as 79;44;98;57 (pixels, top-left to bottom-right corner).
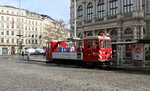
22;51;24;57
27;52;30;62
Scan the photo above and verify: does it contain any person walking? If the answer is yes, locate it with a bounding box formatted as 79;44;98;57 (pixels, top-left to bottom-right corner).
27;52;30;62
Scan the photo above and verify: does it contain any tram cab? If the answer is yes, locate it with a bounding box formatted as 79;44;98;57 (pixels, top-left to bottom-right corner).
84;36;112;63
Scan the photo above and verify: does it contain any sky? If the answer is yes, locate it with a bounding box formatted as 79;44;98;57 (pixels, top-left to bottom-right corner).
0;0;70;25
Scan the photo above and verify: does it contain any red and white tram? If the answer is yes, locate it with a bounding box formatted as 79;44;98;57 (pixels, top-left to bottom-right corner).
45;35;112;66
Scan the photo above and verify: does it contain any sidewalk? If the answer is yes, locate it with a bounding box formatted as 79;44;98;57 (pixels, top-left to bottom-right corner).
111;65;150;72
22;55;46;62
21;55;150;72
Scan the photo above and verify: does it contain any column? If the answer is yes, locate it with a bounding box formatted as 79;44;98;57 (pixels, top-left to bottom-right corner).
104;0;108;20
133;0;137;11
134;26;137;40
92;0;96;23
104;29;107;34
117;27;121;42
139;0;143;11
82;1;86;22
137;26;140;39
93;31;95;36
118;0;121;14
140;26;144;39
82;31;85;38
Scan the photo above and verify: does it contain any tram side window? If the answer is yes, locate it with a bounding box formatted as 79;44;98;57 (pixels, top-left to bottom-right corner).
87;41;92;49
100;40;105;48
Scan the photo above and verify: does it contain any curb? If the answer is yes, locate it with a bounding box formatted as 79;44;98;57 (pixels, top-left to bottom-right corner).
21;59;150;72
125;68;150;72
22;59;46;63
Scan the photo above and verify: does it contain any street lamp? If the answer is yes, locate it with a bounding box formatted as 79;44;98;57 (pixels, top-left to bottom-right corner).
74;0;77;38
16;0;23;54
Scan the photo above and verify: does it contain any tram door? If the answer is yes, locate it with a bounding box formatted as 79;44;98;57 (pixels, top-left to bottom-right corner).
84;39;99;62
46;42;52;60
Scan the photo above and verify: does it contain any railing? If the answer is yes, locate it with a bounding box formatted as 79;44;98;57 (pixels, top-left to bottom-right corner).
107;15;117;20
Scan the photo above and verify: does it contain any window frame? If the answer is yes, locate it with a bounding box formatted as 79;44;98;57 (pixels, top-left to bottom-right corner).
97;0;105;18
87;2;93;20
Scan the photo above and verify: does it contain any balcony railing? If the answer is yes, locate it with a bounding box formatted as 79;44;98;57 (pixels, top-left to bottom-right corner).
107;15;117;20
95;18;104;22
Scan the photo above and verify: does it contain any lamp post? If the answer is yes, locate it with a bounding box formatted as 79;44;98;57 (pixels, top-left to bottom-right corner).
16;0;23;54
74;0;77;38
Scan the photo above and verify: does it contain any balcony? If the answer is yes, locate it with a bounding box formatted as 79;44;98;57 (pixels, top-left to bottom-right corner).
95;18;104;22
107;15;117;20
84;20;92;24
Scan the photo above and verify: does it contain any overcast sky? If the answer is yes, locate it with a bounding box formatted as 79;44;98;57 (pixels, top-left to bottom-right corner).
0;0;70;24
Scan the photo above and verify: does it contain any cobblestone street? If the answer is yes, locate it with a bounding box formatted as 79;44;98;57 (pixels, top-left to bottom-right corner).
0;55;150;91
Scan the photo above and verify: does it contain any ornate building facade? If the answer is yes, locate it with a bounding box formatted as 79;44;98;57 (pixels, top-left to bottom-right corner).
0;6;69;55
70;0;150;58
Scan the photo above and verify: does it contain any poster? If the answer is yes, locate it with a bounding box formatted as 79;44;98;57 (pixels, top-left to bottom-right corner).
132;44;144;61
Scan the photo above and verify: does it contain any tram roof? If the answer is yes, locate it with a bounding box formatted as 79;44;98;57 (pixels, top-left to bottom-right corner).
84;36;110;40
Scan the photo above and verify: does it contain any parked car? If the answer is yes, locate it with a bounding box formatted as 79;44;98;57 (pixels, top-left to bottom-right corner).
24;48;36;55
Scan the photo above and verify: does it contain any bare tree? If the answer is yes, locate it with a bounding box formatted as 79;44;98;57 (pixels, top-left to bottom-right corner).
48;19;69;40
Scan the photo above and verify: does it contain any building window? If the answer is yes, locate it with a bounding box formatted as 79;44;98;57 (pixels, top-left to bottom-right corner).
87;32;93;36
110;0;118;15
125;39;132;57
1;38;4;43
12;31;14;35
77;5;83;21
1;23;4;28
123;0;133;13
1;31;4;35
97;0;105;18
29;40;30;44
12;39;14;43
87;2;93;20
124;28;133;34
110;30;117;35
7;17;9;21
35;40;37;44
142;0;145;11
7;24;9;28
6;31;9;35
32;40;34;44
6;39;9;43
1;16;4;21
17;39;19;44
97;31;103;35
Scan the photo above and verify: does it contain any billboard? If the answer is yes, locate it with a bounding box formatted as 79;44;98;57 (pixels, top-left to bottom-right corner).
132;44;144;61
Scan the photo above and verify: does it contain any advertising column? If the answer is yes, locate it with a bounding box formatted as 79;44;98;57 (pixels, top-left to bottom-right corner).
132;44;144;66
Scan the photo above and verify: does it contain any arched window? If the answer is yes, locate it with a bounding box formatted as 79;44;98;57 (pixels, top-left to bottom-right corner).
124;28;133;34
97;0;105;18
110;0;118;15
87;2;93;20
142;0;145;11
87;32;93;36
123;0;133;13
110;30;117;35
77;5;83;21
78;33;83;38
143;29;145;35
97;31;103;35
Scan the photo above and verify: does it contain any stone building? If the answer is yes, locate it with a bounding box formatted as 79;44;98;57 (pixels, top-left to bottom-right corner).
70;0;150;59
0;5;69;55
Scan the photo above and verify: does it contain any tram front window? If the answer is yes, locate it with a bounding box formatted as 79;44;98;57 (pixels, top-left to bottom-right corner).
105;40;111;49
